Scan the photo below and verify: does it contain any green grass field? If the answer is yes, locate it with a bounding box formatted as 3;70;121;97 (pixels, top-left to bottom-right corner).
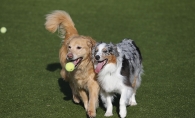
0;0;195;118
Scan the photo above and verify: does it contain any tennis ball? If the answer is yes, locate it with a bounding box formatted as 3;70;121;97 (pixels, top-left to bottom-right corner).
1;27;7;33
65;62;75;72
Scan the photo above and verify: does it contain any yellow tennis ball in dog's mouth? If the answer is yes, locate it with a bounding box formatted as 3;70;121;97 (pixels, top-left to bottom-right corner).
65;62;75;72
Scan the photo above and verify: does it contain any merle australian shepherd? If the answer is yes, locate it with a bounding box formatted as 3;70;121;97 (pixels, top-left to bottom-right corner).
92;39;143;118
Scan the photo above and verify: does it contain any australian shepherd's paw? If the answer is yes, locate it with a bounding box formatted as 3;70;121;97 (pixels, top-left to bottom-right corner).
104;112;113;117
128;93;137;106
129;101;137;106
119;110;127;118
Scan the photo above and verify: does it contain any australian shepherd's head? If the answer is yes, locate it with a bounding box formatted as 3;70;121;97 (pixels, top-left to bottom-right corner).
93;42;119;73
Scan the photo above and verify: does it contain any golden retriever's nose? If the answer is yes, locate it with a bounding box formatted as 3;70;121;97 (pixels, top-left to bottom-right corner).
67;53;73;59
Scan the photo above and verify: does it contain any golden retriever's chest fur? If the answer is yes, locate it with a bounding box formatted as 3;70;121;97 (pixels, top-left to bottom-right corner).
72;71;88;88
68;62;95;90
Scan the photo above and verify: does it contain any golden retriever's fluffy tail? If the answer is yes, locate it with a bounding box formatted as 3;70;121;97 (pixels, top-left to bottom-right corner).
45;10;78;40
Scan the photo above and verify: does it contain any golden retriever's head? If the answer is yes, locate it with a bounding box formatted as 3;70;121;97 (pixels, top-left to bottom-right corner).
66;35;96;68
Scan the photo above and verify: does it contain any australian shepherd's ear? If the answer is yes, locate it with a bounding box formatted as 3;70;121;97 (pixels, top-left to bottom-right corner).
92;42;101;54
92;42;99;61
107;43;119;57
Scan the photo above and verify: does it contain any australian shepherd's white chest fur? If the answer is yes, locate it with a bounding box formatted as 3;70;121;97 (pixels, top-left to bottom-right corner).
93;39;143;118
97;63;123;93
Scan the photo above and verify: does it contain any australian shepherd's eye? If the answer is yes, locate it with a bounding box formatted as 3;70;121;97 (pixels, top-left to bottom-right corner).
102;48;108;53
103;50;107;53
77;46;82;49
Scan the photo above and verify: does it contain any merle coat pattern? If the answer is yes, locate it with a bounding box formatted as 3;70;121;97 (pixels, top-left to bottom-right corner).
93;39;143;118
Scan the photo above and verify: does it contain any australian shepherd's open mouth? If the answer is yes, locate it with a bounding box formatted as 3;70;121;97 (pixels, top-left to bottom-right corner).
95;59;108;73
70;57;83;68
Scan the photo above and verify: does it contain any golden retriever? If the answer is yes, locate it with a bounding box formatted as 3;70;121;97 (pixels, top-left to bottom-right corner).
45;10;99;117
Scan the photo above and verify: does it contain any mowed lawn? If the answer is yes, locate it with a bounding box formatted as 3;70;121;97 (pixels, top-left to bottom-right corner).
0;0;195;118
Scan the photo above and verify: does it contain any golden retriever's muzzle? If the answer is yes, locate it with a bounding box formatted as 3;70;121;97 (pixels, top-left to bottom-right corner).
67;53;73;60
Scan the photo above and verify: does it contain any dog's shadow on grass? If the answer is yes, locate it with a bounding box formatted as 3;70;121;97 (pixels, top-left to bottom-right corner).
58;78;73;101
46;62;120;117
46;63;72;100
46;62;61;72
46;63;83;102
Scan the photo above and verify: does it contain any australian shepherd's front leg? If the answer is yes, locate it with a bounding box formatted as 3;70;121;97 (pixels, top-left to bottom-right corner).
119;89;130;118
101;88;133;118
100;91;114;117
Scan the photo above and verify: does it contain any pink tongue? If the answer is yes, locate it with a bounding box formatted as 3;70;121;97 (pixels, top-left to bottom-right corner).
73;59;79;66
73;61;77;66
95;62;104;73
73;60;78;66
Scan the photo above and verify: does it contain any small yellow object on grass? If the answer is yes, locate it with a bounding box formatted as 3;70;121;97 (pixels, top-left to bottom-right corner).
65;62;75;72
1;27;7;33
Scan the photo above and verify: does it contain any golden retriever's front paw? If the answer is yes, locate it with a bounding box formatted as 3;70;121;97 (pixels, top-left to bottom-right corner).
87;110;96;118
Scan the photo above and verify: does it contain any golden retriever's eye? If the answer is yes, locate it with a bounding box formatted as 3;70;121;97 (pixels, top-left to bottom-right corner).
77;46;82;49
68;46;71;49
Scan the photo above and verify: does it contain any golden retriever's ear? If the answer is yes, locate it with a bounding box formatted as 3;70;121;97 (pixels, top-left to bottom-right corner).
91;39;96;47
87;38;96;48
62;39;69;48
65;37;73;46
